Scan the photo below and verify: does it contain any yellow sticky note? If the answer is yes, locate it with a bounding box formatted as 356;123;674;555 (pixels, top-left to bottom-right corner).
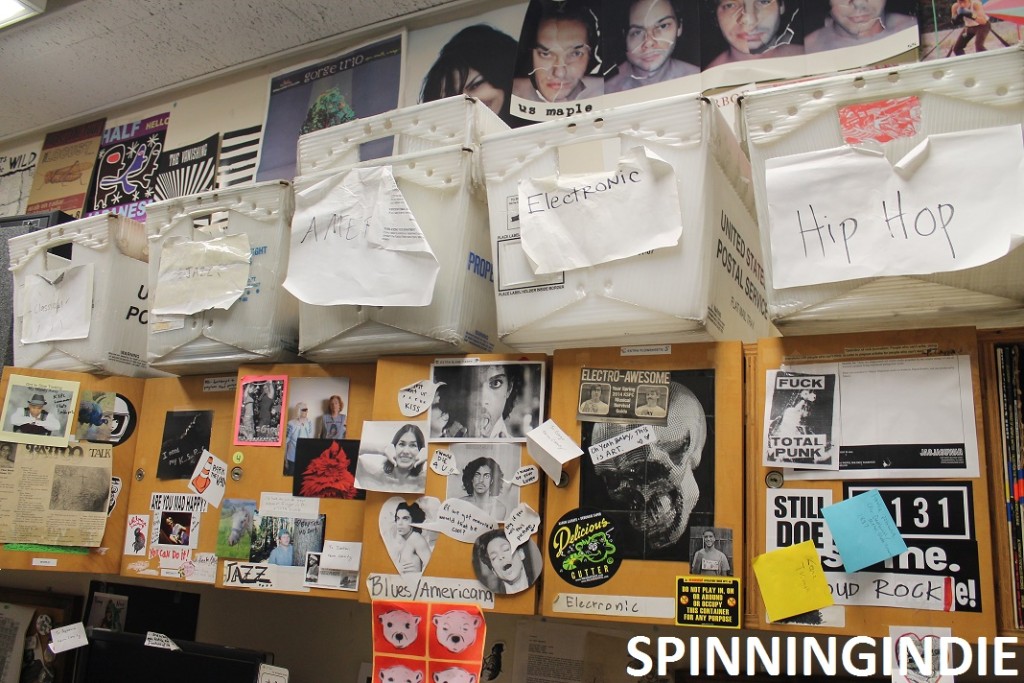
752;540;834;622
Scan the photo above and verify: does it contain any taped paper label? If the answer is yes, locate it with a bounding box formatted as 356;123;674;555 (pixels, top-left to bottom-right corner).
153;233;250;314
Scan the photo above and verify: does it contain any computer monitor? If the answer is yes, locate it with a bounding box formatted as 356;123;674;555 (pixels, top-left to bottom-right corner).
74;629;270;683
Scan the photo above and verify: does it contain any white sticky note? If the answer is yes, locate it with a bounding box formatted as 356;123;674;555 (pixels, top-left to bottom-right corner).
398;380;442;417
510;465;539;487
144;632;181;651
259;493;320;519
430;449;459;476
505;503;541;550
526;420;583;483
187;450;228;508
48;622;88;653
588;425;657;465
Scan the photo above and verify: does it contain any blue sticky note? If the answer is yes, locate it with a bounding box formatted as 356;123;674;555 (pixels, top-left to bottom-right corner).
821;489;907;573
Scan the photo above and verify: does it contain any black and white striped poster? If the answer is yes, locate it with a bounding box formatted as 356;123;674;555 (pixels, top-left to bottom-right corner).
154;134;219;201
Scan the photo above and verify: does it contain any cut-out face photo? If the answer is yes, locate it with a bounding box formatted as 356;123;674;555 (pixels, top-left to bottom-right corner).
444;443;520;524
472;530;542;595
379;496;440;577
429;361;544;441
580;370;715;561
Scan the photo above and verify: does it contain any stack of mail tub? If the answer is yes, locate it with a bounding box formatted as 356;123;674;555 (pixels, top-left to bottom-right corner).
9;214;153;376
741;46;1024;334
293;96;509;361
478;94;774;352
144;181;299;373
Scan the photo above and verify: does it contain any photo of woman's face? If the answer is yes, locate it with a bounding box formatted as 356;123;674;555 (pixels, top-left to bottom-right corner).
531;17;591;102
394;430;419;471
716;0;783;55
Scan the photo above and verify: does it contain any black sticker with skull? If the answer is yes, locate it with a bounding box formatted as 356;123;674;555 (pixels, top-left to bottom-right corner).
579;369;716;562
549;507;620;588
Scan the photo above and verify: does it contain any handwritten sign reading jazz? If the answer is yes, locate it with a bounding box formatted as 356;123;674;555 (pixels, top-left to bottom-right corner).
764;125;1024;289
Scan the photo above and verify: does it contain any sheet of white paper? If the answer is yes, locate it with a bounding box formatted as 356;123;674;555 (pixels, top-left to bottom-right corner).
526;420;583;483
550;593;676;620
588;425;657;465
321;540;361;571
366;573;495;609
185;552;219;584
21;263;93;343
153;233;251;315
518;146;682;274
48;622;88;653
284;165;439;306
765;125;1024;289
259;492;321;519
786;355;979;480
144;632;182;651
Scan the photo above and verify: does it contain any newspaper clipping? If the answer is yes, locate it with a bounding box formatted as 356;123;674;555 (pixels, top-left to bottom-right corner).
0;441;112;546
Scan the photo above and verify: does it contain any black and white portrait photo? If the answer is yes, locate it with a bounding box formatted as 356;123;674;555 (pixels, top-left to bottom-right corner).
429;361;544;441
443;443;521;523
688;526;733;576
472;529;542;595
355;421;429;494
579;369;715;561
379;496;440;577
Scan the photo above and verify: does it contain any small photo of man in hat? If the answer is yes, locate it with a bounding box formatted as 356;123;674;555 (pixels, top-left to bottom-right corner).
11;393;61;436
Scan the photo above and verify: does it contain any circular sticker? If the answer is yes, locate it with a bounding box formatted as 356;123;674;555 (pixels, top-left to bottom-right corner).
472;530;542;596
76;393;137;446
548;508;620;588
232;452;244;464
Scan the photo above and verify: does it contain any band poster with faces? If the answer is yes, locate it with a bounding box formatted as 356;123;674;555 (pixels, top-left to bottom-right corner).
544;342;745;626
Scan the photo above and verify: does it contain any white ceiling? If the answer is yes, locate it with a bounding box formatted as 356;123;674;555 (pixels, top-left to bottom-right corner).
0;0;465;144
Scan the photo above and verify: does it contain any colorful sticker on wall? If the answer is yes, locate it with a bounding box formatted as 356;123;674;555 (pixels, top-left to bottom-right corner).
548;508;620;588
75;391;137;446
85;113;169;220
676;575;741;628
123;513;149;556
372;601;486;683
